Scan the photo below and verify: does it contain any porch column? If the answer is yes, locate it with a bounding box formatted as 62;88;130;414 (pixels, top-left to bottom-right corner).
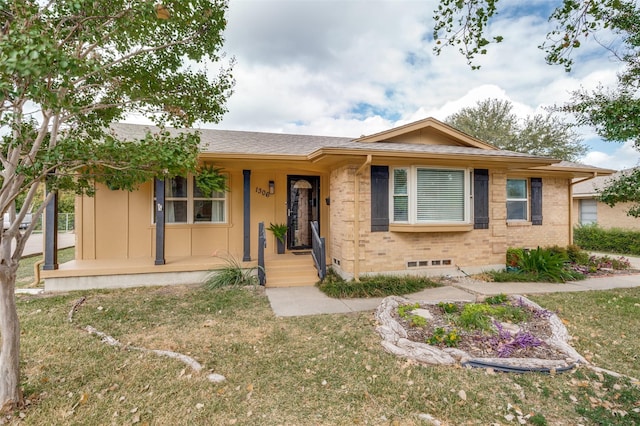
243;170;251;261
43;183;59;271
154;177;166;265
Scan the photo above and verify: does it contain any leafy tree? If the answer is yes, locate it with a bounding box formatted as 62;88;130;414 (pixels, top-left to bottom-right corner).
0;0;233;410
446;98;587;161
433;0;640;214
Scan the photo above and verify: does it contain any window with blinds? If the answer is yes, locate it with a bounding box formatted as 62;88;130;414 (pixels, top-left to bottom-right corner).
390;166;470;224
579;199;597;225
392;168;409;222
506;179;528;221
416;168;465;222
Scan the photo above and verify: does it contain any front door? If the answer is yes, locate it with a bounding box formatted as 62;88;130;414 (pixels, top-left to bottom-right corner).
287;176;320;250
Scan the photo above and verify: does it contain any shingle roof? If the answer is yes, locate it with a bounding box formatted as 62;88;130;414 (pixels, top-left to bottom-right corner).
111;123;554;160
110;123;351;156
573;168;634;196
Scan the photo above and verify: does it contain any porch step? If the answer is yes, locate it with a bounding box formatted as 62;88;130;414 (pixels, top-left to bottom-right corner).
265;253;320;288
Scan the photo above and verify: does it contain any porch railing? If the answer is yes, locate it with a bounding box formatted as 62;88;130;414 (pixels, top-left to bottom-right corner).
258;222;266;286
310;220;326;280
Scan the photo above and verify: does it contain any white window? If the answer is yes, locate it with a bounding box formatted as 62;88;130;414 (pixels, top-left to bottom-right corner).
392;168;409;222
506;179;527;221
390;167;470;224
579;199;597;225
155;175;227;224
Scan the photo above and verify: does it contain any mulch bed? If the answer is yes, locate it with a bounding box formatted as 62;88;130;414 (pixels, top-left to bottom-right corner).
393;299;569;360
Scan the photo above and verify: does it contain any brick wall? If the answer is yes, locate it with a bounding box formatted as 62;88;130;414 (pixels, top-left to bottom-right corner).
506;177;571;249
572;199;640;231
329;165;572;278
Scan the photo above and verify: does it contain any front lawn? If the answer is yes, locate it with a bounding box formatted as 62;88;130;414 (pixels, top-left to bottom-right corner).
12;285;640;425
17;247;75;288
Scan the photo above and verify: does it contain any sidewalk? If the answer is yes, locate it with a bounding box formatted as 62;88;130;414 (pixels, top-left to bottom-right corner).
266;272;640;317
20;232;76;257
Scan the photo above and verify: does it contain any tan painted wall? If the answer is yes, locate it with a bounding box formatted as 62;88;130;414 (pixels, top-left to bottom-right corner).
329;165;571;277
78;163;331;262
572;199;640;230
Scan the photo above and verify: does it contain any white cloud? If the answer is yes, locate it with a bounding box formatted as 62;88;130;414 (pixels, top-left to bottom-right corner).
191;0;634;166
581;141;640;170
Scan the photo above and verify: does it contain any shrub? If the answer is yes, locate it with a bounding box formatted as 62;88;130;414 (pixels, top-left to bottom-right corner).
566;244;590;264
456;304;494;330
318;270;441;298
517;247;575;283
574;224;640;256
506;248;523;268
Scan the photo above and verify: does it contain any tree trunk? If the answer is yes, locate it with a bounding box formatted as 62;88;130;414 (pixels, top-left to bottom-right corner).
0;262;22;411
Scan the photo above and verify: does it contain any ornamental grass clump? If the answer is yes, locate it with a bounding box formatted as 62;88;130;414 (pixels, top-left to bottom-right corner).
205;256;259;289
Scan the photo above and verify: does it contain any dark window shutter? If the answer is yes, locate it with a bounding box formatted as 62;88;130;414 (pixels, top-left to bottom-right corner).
371;166;389;232
473;169;489;229
530;177;543;225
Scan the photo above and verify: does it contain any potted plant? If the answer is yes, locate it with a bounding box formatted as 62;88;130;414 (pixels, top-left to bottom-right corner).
267;223;288;254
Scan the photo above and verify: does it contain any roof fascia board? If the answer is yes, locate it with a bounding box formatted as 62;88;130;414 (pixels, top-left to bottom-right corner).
353;117;497;150
309;148;557;168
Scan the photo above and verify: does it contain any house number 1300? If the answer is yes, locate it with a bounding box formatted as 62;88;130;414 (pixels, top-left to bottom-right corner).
256;186;271;198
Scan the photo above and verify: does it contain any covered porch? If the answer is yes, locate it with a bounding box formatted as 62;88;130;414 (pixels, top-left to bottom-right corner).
42;251;321;292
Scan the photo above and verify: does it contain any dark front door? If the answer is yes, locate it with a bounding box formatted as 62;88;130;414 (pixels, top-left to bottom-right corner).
287;176;320;250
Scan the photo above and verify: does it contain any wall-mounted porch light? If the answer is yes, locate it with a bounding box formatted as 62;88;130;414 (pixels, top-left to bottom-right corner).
269;180;275;194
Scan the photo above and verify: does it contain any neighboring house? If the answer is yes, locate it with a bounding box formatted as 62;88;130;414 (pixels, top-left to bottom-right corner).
42;118;613;291
572;169;640;230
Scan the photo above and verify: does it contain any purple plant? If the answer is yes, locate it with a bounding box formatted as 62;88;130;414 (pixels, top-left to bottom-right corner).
493;320;512;340
496;332;544;358
489;320;544;358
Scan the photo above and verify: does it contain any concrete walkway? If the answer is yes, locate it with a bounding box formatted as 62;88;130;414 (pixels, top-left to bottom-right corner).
266;273;640;317
20;232;76;257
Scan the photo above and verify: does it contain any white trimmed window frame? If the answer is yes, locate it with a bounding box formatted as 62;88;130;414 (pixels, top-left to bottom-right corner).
390;166;472;225
506;178;528;221
153;174;228;224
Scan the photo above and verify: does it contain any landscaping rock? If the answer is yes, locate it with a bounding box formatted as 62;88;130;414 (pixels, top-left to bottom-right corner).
375;295;584;371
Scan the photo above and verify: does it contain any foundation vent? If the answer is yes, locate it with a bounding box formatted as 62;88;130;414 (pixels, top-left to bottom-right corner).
406;259;453;268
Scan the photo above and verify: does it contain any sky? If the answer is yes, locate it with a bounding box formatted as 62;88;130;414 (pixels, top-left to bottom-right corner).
194;0;640;170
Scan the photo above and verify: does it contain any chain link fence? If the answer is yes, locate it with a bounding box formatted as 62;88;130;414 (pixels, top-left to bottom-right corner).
31;213;75;233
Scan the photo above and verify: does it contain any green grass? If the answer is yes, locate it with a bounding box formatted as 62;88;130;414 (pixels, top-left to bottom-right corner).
317;270;442;298
10;284;640;425
16;247;75;288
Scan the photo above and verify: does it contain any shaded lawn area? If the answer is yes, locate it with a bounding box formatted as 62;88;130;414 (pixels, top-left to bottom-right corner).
17;247;75;288
13;284;640;425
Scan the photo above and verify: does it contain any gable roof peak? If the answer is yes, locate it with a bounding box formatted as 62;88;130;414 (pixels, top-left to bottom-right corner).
353;116;498;150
